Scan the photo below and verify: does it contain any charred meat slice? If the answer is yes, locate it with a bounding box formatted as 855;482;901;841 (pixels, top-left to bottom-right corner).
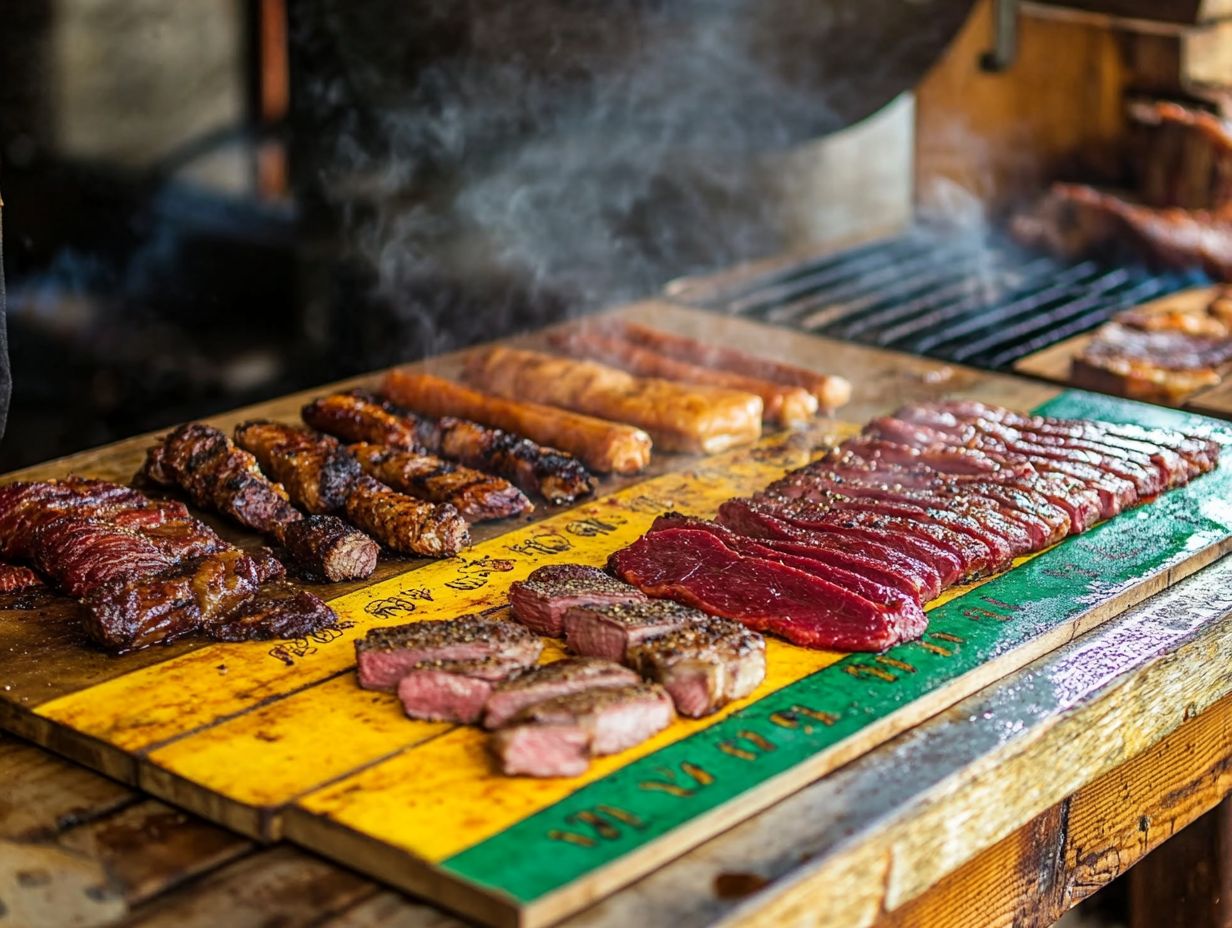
0;563;43;593
82;548;285;652
143;424;376;582
280;515;380;583
628;615;766;718
397;656;529;724
483;658;640;729
30;516;175;598
344;475;469;557
563;598;698;663
208;581;338;642
143;424;301;537
305;391;595;505
610;529;929;652
354;614;542;691
348;442;532;522
491;683;675;777
508;563;647;636
234;421;360;514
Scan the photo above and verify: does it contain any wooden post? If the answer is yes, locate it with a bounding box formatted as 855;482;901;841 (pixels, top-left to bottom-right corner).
1130;796;1232;928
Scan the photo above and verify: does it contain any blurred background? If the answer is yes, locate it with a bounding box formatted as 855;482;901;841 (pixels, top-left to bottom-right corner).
0;0;973;471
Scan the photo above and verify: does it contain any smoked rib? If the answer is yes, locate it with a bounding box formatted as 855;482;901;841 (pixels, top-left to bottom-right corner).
463;346;763;453
380;371;652;475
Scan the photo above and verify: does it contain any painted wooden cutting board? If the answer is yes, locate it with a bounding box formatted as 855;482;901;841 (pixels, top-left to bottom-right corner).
2;386;1230;928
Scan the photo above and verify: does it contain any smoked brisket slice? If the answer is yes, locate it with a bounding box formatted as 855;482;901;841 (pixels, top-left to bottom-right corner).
508;563;646;636
610;528;928;652
82;548;285;652
355;614;542;691
208;581;338;642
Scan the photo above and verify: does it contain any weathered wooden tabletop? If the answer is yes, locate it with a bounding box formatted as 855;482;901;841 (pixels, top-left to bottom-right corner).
2;301;1231;927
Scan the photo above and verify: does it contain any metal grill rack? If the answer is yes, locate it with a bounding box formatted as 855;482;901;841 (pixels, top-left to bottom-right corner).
677;226;1209;371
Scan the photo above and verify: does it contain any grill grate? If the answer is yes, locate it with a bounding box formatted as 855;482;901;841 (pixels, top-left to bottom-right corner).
678;226;1209;371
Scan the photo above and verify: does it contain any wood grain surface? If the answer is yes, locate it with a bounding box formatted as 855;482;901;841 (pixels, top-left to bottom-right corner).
2;301;1230;927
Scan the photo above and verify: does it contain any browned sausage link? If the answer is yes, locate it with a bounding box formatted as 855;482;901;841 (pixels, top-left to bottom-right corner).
348;442;532;522
380;370;652;474
302;393;423;449
344;474;469;557
305;391;595;504
233;420;360;515
545;328;818;426
462;346;763;454
611;320;852;411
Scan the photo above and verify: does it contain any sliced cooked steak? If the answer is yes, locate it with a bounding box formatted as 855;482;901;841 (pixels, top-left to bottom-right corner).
30;516;175;598
396;656;528;723
610;528;929;652
483;658;640;728
508;563;646;636
629;615;766;718
354;614;542;691
207;581;338;642
490;724;592;778
491;683;675;777
563;599;698;662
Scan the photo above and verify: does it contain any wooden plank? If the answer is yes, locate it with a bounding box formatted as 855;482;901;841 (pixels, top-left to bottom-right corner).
0;733;132;841
115;846;373;928
0;303;1225;927
1128;797;1232;928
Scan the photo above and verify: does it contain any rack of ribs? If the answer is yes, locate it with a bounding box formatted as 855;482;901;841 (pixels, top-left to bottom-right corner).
0;477;338;651
302;391;595;505
143;424;378;582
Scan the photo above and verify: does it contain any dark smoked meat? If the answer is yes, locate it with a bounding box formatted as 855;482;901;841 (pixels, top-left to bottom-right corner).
82;548;286;652
143;424;377;582
610;528;930;652
280;515;380;583
355;614;542;691
508;563;647;636
482;658;640;729
0;563;43;592
344;474;470;557
143;424;300;537
304;391;595;505
30;516;175;598
234;420;360;514
207;581;338;643
628;615;766;718
348;442;532;523
491;683;675;777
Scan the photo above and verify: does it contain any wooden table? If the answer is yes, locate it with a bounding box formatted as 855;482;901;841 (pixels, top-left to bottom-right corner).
2;302;1231;927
